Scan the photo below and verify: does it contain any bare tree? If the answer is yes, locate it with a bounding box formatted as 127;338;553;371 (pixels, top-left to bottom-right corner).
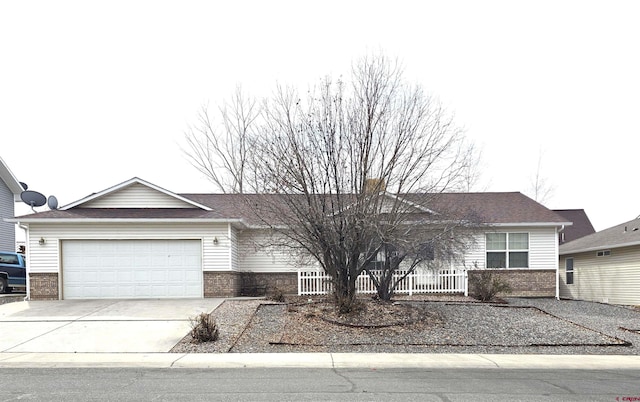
527;149;554;204
457;143;489;192
183;86;259;193
251;55;480;311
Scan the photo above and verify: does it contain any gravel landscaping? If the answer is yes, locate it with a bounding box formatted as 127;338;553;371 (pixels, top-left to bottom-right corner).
170;296;640;355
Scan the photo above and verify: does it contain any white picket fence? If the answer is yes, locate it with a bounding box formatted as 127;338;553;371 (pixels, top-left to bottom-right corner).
297;268;468;296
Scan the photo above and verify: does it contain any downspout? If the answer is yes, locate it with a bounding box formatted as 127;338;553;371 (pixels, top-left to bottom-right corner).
555;225;565;300
19;223;29;301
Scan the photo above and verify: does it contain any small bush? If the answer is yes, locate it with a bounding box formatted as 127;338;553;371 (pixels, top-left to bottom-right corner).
471;270;512;302
189;312;219;343
267;287;286;302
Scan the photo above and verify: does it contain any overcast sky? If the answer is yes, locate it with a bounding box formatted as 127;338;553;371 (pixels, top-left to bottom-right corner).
1;1;638;231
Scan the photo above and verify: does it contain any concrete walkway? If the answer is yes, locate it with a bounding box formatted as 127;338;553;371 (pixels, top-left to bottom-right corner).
0;299;224;353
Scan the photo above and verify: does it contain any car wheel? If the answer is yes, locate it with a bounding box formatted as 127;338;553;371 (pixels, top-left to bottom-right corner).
0;278;7;294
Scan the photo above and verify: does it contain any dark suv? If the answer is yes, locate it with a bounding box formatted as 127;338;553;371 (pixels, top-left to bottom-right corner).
0;251;26;293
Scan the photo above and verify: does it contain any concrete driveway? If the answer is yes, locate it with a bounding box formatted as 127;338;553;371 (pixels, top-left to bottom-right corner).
0;298;223;353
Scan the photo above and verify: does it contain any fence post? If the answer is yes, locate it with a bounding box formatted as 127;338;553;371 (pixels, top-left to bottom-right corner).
464;270;468;297
408;271;413;296
297;270;302;296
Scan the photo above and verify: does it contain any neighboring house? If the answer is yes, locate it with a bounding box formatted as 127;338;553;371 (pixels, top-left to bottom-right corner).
12;177;570;300
559;217;640;305
0;156;24;251
553;209;595;245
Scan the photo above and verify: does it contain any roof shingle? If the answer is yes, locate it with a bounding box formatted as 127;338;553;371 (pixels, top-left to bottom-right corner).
15;191;569;228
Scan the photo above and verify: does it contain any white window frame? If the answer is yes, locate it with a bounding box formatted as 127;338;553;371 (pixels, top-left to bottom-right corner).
485;232;529;269
596;250;611;257
565;257;574;285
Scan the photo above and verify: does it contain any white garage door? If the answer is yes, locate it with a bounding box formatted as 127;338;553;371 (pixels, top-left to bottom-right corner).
62;240;202;299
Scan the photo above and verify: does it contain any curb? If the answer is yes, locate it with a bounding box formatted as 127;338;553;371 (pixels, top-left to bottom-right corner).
1;353;640;369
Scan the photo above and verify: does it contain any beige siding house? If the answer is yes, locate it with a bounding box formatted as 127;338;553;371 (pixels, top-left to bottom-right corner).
13;177;570;300
559;217;640;305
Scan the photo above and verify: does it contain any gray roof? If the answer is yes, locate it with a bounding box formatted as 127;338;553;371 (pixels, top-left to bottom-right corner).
16;208;227;220
559;216;640;255
15;188;570;228
185;192;570;227
403;192;569;225
554;209;595;244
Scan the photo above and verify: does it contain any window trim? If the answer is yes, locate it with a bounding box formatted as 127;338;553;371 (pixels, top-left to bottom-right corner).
485;232;529;269
565;257;574;285
596;250;611;257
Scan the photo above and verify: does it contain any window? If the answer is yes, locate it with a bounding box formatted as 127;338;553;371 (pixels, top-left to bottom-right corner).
596;250;611;257
365;250;385;271
565;257;574;285
417;242;435;261
0;253;19;265
486;233;529;268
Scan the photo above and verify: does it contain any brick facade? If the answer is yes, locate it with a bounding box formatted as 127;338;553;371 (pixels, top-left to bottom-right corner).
203;271;241;298
241;272;298;296
29;270;555;299
468;269;555;298
28;271;295;299
203;272;297;298
29;273;59;300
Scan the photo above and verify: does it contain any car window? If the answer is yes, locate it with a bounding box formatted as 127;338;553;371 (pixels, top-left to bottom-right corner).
0;253;19;265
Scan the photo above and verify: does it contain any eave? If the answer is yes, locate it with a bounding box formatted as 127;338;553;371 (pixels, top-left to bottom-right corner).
490;222;572;228
560;240;640;256
7;217;247;229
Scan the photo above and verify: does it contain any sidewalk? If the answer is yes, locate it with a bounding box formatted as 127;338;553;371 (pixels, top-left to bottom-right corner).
1;352;640;369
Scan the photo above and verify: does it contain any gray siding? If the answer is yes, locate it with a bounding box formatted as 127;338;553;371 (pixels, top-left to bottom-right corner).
559;245;640;305
0;179;16;251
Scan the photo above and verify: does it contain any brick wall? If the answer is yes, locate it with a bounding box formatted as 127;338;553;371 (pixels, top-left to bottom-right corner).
28;271;295;299
29;273;59;300
242;272;298;296
203;271;241;297
468;269;555;298
28;270;555;299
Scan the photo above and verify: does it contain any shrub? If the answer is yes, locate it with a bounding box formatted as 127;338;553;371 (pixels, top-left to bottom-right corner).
189;312;219;343
267;287;286;302
471;270;512;302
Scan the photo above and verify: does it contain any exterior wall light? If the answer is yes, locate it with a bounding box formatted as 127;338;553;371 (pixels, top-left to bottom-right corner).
39;237;46;246
213;237;218;245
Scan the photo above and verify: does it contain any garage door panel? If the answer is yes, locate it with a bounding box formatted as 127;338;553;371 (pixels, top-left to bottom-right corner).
62;240;203;299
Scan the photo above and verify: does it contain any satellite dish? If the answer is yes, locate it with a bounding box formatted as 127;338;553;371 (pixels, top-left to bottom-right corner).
48;195;59;210
20;190;47;208
19;182;28;190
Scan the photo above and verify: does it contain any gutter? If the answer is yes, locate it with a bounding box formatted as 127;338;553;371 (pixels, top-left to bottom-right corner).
6;217;246;225
491;221;573;228
559;239;640;256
